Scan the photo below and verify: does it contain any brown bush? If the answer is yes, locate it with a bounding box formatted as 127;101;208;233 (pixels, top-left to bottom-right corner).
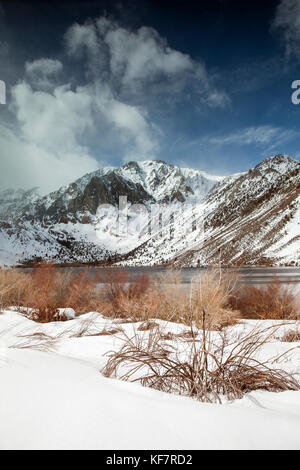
0;265;240;327
281;327;300;342
99;268;151;318
64;268;102;314
5;265;297;326
23;263;63;322
187;269;240;329
0;268;31;310
138;320;159;331
0;263;102;322
102;314;300;403
229;277;298;320
23;263;102;322
98;268;240;329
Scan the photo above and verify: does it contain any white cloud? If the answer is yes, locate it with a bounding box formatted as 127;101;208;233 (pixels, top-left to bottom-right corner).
93;83;159;161
0;124;98;195
0;80;99;194
106;99;159;160
104;24;194;84
26;58;63;76
65;16;229;106
203;125;299;153
12;82;93;152
25;59;63;90
0;15;229;193
64;21;105;77
272;0;300;60
0;72;157;193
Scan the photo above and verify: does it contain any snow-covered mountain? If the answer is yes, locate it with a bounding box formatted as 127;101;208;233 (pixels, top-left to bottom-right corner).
0;187;39;219
123;155;300;266
74;160;224;203
0;155;299;266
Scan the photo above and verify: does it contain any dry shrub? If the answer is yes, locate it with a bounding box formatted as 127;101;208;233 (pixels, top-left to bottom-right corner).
281;327;300;342
2;265;298;326
160;330;195;341
229;277;298;320
23;263;102;322
71;314;124;337
95;327;123;336
99;268;151;318
150;269;239;329
138;320;159;331
23;263;66;322
65;268;102;314
187;270;240;329
153;270;187;322
0;268;31;310
1;265;240;327
9;325;78;351
98;267;175;323
99;268;240;330
10;331;60;352
102;313;300;403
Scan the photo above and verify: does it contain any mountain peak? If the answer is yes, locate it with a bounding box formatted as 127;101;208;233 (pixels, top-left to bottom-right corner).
267;153;298;164
252;154;299;175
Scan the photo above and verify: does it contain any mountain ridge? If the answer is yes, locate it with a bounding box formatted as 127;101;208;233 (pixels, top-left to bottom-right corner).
0;154;299;266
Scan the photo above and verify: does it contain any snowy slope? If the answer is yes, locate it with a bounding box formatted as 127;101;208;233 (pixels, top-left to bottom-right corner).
124;155;300;267
0;187;39;219
0;310;300;450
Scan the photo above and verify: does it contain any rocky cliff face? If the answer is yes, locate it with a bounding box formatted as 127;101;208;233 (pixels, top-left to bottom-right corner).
22;172;154;225
0;155;299;266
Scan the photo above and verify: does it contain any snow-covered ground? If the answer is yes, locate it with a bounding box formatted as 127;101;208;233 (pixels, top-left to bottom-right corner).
0;309;299;450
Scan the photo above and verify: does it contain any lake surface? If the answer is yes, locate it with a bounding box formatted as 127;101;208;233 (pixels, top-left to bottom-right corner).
25;265;300;290
90;266;300;289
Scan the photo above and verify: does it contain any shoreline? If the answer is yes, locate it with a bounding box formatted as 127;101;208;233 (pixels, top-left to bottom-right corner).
13;262;300;269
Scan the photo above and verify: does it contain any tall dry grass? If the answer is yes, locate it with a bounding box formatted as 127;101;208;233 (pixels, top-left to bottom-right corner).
24;263;103;322
0;263;102;322
1;265;299;325
229;277;299;320
280;326;300;342
187;270;239;329
102;312;300;402
0;268;31;311
98;268;240;329
99;268;151;318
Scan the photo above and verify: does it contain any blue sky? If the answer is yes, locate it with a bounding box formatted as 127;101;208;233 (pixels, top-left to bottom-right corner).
0;0;300;193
